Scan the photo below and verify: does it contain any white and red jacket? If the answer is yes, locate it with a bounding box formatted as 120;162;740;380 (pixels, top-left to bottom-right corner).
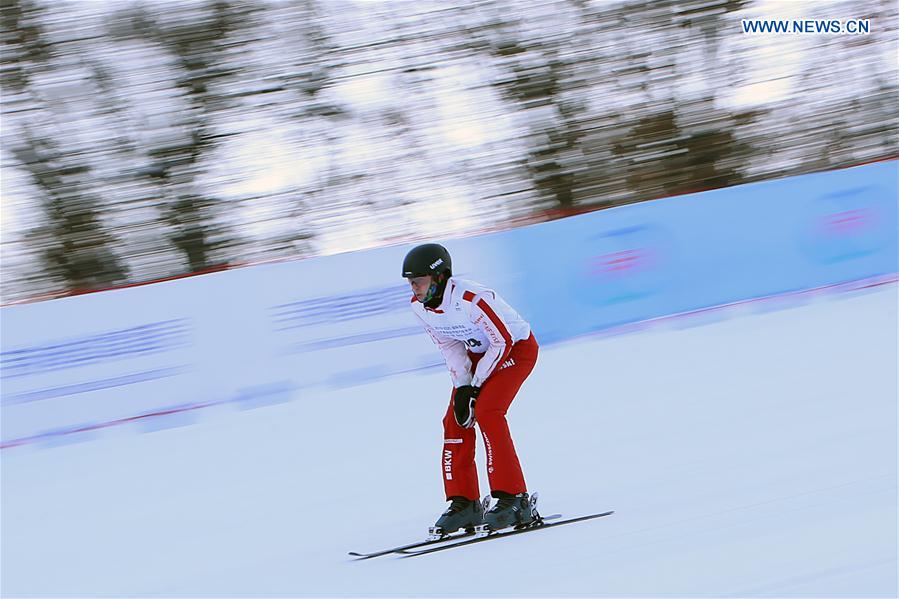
411;277;531;388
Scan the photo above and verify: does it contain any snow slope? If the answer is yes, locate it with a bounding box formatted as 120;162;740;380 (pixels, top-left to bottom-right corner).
2;286;896;597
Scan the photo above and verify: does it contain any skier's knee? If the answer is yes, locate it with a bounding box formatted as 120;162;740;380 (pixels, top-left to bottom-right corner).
443;410;459;432
475;408;505;430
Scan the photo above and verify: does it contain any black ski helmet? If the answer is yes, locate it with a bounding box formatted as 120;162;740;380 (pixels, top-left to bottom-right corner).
402;243;452;279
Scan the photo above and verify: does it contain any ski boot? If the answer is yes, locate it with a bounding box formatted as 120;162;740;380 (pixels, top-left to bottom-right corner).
428;496;486;540
479;491;536;534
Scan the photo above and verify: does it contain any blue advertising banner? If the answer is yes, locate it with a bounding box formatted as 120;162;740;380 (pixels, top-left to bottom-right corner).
509;161;897;342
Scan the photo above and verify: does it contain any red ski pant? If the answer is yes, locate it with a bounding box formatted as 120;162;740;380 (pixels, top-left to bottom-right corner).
441;333;538;501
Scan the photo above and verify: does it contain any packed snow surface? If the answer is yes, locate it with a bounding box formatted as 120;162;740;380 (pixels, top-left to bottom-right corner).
2;286;896;597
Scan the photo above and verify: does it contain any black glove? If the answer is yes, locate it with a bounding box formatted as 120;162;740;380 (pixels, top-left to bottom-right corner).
453;385;479;429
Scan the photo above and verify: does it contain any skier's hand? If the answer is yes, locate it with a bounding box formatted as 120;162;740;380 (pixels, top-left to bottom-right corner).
453;385;479;429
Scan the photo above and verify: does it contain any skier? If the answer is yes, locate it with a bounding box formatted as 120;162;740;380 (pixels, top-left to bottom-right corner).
403;243;539;534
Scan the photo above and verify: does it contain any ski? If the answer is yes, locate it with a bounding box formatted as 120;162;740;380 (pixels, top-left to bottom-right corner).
349;496;492;559
348;529;476;559
348;513;565;560
399;510;614;558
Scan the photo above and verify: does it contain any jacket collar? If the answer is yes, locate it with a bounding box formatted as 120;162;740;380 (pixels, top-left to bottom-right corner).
424;278;453;313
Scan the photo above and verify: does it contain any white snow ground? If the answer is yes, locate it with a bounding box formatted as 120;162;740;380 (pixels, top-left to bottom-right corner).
2;285;897;598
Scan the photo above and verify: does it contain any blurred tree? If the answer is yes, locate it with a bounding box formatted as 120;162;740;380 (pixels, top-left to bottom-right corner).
2;0;129;291
1;0;897;301
482;16;586;212
771;0;899;175
107;0;257;273
611;102;761;199
607;0;757;199
480;0;758;212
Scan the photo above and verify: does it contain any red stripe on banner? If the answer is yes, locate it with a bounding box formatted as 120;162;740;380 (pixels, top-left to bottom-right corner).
0;401;217;450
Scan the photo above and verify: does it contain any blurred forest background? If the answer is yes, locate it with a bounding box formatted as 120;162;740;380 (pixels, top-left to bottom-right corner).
1;0;896;302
